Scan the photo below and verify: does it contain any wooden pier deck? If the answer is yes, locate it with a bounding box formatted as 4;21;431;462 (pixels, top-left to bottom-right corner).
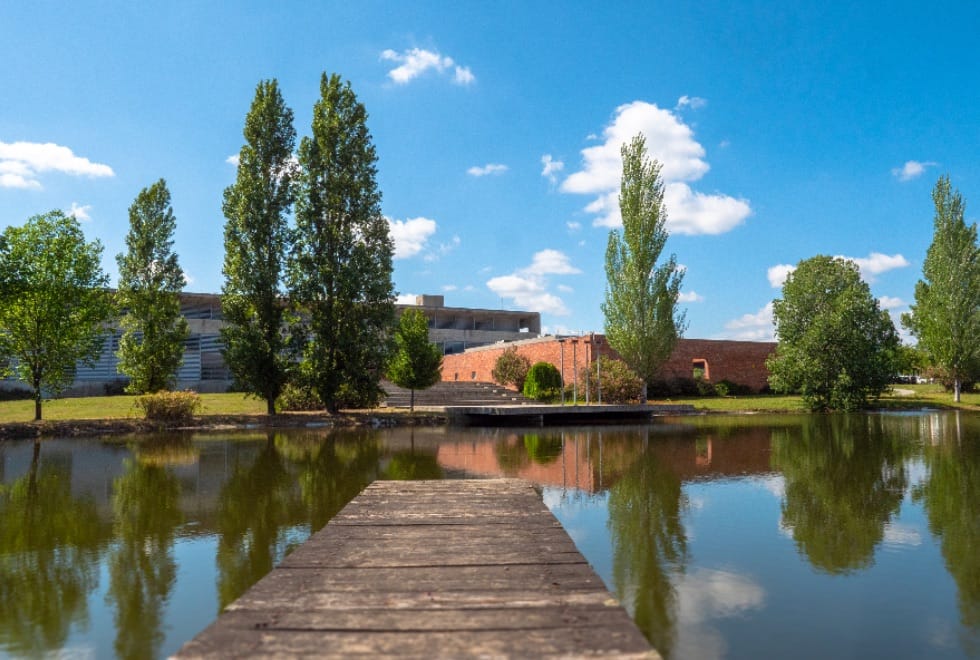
175;479;657;658
445;403;695;426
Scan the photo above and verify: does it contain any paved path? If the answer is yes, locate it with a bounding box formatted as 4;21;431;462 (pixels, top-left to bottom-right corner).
175;479;656;658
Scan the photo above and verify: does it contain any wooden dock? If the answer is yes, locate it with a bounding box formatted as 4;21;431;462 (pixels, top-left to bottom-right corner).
446;403;695;426
175;479;657;658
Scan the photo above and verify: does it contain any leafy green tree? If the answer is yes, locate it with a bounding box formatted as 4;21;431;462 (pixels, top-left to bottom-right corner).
580;356;644;404
492;347;531;391
902;175;980;402
0;211;112;420
522;361;562;402
116;179;189;393
603;134;686;401
288;73;395;412
767;255;898;411
387;308;442;411
222;79;297;415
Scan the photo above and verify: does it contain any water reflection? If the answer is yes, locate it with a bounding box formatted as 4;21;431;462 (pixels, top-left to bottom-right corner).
0;414;977;659
771;415;912;573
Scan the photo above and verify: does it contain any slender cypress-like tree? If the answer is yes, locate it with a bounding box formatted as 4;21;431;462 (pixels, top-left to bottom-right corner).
116;179;189;393
387;308;443;411
602;134;686;401
222;79;296;414
902;175;980;402
289;73;395;412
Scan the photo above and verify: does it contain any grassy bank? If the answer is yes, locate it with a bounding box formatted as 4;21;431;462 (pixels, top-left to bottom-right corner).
0;392;268;423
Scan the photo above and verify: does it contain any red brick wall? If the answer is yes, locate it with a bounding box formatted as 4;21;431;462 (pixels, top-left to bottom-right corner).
442;336;775;393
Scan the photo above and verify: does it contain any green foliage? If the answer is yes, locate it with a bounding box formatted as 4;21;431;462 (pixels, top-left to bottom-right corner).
387;309;443;411
522;361;562;402
0;211;113;420
902;175;980;402
695;377;716;396
134;390;202;422
492;346;531;391
580;356;644;403
222;79;297;415
116;179;189;394
288;73;395;412
275;382;323;412
768;255;899;411
603;134;687;401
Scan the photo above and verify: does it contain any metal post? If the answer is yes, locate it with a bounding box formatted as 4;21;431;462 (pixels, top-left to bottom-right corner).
571;338;578;405
596;336;602;405
558;338;566;405
585;334;591;405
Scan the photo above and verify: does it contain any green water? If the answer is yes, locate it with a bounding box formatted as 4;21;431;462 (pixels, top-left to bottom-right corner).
0;413;977;658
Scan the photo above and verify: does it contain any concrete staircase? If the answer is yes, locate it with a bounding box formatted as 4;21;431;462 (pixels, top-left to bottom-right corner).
381;380;533;409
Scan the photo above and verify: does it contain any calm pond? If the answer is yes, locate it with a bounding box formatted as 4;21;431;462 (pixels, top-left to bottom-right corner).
1;411;978;659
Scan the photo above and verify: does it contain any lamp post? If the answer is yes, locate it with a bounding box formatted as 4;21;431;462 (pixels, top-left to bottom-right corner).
595;335;602;405
571;338;578;405
585;334;592;405
557;338;566;405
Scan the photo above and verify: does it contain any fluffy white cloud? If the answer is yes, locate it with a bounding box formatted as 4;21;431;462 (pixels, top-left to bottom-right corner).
561;101;750;234
396;293;418;305
68;202;92;222
722;302;775;341
675;95;707;111
892;160;937;182
541;154;565;183
848;252;910;280
467;163;507;177
225;154;240;166
0;141;113;190
878;295;906;310
380;48;474;85
386;216;437;259
486;249;580;316
767;264;795;288
679;290;704;303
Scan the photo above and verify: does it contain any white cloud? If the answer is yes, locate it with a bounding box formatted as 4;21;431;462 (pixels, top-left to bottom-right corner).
878;295;905;310
442;284;458;292
486;249;580;316
380;47;474;86
396;293;418;305
226;154;240;166
847;252;910;281
68;202;92;222
541;154;565;183
561;101;750;234
386;216;437;259
675;95;707;111
0;141;114;190
424;235;461;262
566;221;581;232
467;163;507;177
722;302;775;341
892;160;937;182
679;290;704;303
767;264;795;288
557;284;574;293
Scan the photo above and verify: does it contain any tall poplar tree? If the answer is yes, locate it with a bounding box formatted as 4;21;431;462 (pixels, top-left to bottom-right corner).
222;79;296;414
289;73;395;412
902;175;980;402
116;179;189;393
0;211;112;420
602;134;686;401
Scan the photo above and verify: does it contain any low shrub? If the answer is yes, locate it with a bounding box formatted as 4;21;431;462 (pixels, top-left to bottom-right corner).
696;377;716;396
492;347;532;391
276;383;323;412
135;390;202;422
523;362;562;402
580;357;643;403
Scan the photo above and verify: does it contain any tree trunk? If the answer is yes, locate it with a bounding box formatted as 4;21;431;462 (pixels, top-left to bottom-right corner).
640;381;648;404
410;388;415;412
266;396;276;415
954;378;962;403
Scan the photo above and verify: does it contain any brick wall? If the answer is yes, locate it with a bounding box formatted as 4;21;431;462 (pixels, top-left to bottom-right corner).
442;335;776;393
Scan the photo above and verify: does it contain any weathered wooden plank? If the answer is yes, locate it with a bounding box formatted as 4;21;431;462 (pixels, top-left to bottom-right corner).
175;479;657;658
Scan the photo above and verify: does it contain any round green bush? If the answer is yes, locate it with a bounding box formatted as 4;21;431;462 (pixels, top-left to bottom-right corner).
522;362;562;402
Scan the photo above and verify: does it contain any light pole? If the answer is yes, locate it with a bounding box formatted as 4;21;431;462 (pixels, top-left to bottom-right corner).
571;338;578;405
557;338;566;405
585;333;592;405
595;335;602;405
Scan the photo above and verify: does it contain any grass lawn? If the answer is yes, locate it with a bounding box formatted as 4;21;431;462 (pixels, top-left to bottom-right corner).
0;392;268;424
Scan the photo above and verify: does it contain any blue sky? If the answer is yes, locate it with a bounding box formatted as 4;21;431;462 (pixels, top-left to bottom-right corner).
3;1;979;341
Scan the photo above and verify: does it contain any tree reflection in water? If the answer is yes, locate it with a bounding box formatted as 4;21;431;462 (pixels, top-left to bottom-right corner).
107;453;183;660
914;412;980;653
771;415;911;574
606;428;688;659
0;441;107;656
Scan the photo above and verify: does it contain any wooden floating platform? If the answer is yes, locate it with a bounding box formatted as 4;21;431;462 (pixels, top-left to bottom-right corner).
446;403;695;426
175;479;657;659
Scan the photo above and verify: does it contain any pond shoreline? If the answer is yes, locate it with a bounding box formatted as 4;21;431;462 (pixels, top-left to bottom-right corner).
0;410;449;440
